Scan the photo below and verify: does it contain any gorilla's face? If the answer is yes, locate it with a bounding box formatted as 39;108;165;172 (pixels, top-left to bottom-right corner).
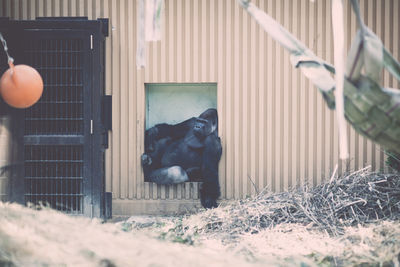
193;118;209;138
195;108;218;138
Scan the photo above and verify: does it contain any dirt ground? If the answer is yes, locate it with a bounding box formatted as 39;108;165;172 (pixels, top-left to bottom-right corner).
0;201;399;267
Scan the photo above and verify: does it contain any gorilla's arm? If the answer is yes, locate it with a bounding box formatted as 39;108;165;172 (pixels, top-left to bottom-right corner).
145;117;196;150
200;134;222;208
143;118;195;180
142;137;172;179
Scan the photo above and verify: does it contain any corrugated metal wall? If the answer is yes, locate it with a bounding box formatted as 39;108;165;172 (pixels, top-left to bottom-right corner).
0;116;11;201
1;0;399;214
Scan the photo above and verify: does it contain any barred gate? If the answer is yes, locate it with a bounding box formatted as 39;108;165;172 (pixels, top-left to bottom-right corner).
0;18;111;218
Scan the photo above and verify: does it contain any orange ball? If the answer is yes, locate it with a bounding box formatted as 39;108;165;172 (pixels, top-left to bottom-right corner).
0;63;43;108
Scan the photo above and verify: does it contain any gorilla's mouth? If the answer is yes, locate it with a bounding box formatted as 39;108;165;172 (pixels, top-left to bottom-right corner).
194;130;210;143
186;134;204;149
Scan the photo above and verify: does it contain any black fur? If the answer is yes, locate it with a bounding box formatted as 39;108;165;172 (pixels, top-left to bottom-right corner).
141;108;221;208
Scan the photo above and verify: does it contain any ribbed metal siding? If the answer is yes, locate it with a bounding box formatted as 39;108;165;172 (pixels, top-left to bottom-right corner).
1;0;399;204
0;117;12;201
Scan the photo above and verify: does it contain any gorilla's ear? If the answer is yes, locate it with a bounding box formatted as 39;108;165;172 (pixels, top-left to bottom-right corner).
185;135;205;149
209;121;217;135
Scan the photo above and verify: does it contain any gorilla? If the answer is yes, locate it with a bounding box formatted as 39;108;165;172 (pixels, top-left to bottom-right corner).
141;108;222;208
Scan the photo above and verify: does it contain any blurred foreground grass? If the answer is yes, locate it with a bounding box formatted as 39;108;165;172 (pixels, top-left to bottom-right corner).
1;167;399;266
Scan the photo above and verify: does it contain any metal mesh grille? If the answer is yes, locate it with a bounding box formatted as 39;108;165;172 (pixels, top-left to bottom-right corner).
24;38;84;135
23;37;86;214
24;145;83;213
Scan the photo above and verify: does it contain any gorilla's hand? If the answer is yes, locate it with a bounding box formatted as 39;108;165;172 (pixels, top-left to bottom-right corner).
141;154;152;166
145;127;159;152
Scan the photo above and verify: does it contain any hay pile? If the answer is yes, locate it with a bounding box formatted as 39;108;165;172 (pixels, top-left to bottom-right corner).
180;167;400;237
122;167;400;266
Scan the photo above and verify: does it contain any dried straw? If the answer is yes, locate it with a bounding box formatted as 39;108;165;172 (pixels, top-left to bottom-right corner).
182;167;400;237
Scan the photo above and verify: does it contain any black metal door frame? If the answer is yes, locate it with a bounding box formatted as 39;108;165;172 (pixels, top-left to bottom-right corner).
1;18;110;218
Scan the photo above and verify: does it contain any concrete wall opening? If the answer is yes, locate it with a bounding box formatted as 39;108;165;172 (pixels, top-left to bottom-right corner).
145;83;217;130
143;83;219;207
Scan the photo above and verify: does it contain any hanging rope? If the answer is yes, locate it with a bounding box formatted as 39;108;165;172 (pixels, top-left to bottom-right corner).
0;32;14;66
331;0;349;160
136;0;164;69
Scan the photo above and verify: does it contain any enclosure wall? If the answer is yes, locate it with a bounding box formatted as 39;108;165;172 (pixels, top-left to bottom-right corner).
0;116;11;201
1;0;399;215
